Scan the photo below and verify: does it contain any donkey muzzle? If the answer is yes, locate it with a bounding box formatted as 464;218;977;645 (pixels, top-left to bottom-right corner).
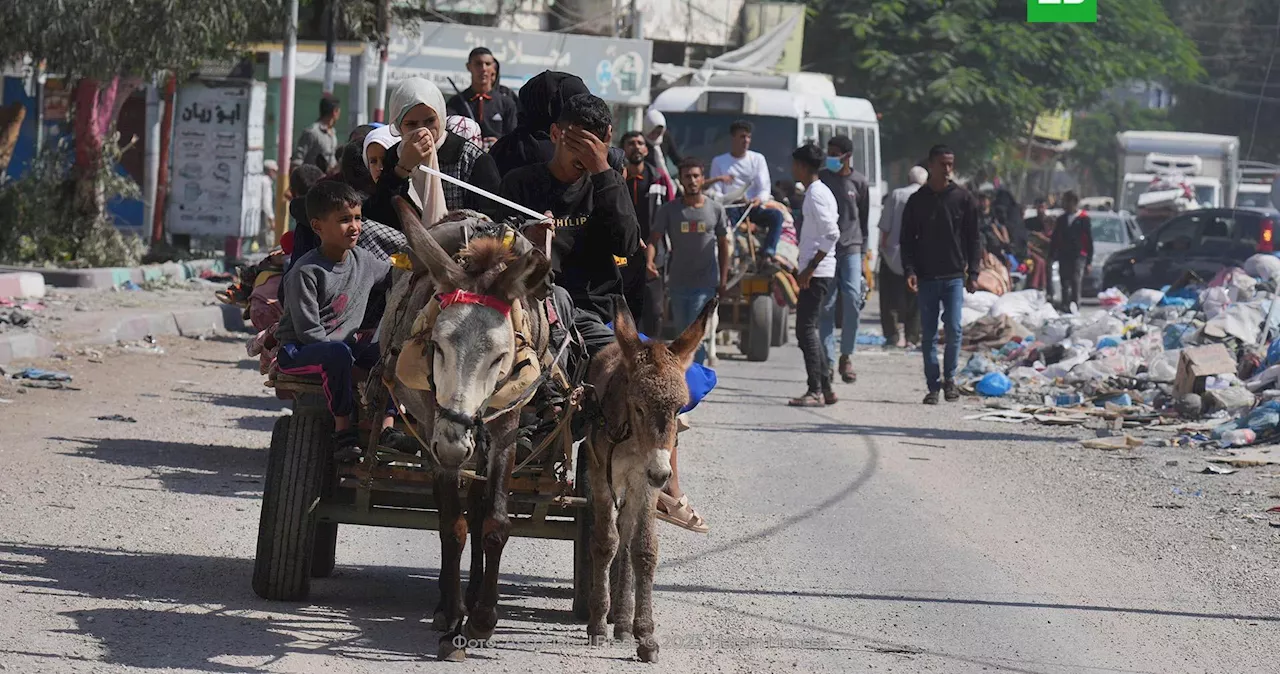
646;448;673;489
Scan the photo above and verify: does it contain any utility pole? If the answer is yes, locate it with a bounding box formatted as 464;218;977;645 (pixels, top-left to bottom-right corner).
142;72;163;241
374;0;390;123
323;0;338;94
275;0;299;244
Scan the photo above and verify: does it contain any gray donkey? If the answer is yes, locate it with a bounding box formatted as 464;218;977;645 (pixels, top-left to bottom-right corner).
374;200;551;662
583;297;718;663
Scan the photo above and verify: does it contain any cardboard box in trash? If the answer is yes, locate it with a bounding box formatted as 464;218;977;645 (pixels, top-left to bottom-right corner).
1174;344;1237;396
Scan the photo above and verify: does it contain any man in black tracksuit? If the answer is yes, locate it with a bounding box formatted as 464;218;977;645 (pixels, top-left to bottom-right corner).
1050;190;1094;312
496;93;641;356
900;144;982;405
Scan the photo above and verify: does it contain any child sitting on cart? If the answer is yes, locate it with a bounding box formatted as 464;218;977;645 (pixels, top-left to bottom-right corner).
274;181;411;460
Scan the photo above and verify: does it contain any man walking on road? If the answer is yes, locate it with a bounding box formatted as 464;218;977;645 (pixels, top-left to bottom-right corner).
1050;190;1093;314
878;165;926;348
788;144;841;407
817;135;870;384
446;47;519;146
293;95;341;173
648;157;728;365
900;145;981;405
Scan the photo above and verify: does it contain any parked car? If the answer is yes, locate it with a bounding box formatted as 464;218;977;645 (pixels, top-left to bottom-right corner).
1102;208;1277;291
1082;211;1144;296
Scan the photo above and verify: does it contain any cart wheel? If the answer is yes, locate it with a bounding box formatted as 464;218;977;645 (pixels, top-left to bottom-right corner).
743;294;772;362
311;523;338;578
771;302;789;347
252;410;333;601
572;442;594;621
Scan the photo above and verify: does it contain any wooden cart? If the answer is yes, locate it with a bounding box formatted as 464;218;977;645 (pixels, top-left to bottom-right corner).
252;375;594;619
711;205;790;363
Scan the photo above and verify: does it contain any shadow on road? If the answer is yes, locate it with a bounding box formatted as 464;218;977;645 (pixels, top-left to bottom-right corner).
0;542;586;671
48;436;266;499
174;391;289;413
699;420;1075;444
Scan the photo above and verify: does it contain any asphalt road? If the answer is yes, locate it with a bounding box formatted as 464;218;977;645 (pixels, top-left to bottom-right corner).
1;322;1278;673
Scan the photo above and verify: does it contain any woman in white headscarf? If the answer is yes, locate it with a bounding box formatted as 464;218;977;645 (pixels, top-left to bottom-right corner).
643;108;683;178
365;78;501;230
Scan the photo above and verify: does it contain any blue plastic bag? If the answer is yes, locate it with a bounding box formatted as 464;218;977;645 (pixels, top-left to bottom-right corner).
856;332;887;346
1096;393;1132;407
607;324;716;413
976;372;1012;397
1267;338;1280;366
1096;336;1121;349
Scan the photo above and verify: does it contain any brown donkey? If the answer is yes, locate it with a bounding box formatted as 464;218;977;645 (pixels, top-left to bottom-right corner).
584;297;718;663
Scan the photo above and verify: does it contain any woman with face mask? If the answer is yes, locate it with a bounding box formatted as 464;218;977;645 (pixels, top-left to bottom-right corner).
363;78;502;229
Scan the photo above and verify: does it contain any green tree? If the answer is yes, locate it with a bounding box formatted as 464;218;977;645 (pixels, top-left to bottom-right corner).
1069;100;1173;197
804;0;1202;169
0;0;286;239
1162;0;1280;163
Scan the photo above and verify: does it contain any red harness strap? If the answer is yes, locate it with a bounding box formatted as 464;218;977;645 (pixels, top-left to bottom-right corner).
437;289;511;316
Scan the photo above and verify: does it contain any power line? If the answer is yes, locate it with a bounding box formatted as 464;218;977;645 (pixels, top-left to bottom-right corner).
1246;1;1280;159
1182;79;1280;104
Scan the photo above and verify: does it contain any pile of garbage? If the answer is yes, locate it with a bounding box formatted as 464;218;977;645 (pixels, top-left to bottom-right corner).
956;254;1280;457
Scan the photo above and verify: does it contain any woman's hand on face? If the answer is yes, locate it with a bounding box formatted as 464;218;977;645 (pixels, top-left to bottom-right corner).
398;128;435;170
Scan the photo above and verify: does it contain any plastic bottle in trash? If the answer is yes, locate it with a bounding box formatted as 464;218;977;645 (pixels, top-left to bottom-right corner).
1054;393;1084;406
1220;429;1256;447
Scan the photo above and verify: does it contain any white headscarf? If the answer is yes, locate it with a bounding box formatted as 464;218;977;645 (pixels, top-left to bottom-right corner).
643;108;669;173
387;78;449;227
361;125;397;168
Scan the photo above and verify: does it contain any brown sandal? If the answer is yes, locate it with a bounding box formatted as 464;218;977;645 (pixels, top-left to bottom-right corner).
788;391;825;407
656;492;710;534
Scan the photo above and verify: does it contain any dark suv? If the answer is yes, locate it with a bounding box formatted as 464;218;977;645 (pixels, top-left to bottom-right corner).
1102;209;1277;291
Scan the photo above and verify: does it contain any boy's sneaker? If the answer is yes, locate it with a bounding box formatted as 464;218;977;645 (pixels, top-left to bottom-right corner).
923;390;940;405
943;380;960;402
332;429;362;463
379;427;422;454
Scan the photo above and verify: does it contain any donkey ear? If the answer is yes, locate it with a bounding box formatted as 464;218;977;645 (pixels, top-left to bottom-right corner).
613;301;642;362
490;250;551;303
669;296;718;369
397;196;464;288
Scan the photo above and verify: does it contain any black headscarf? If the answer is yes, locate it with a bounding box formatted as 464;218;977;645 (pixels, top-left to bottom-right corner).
490;70;624;176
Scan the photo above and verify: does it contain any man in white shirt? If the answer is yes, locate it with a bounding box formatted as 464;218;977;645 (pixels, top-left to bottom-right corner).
708;120;786;262
787;144;841;407
877;165;927;347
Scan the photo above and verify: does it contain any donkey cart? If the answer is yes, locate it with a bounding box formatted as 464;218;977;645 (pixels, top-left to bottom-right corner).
251;375;595;619
707;203;791;364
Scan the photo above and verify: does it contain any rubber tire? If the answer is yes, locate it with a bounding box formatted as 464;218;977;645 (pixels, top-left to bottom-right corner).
771;302;789;347
252;411;333;601
310;523;338;578
572;441;594;621
744;294;772;362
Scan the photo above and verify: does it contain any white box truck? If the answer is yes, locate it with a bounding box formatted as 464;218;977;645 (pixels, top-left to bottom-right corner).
1115;131;1240;213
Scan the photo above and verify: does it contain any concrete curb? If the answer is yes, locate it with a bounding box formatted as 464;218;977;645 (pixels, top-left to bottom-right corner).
0;259;228;290
0;304;247;364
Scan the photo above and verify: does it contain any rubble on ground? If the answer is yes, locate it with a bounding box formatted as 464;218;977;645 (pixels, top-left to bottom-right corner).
959;256;1280;459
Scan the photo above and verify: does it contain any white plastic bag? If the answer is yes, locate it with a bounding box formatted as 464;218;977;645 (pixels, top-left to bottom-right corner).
1127;288;1165;308
988;289;1045;321
1147;349;1180;383
1244;253;1280;281
1200;286;1232;320
1038;318;1074;346
960;306;985;328
1097;287;1128;308
965;291;1000;314
1071;314;1126;344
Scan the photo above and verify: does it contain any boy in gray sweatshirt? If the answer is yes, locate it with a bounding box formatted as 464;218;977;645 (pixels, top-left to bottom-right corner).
276;181;401;458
